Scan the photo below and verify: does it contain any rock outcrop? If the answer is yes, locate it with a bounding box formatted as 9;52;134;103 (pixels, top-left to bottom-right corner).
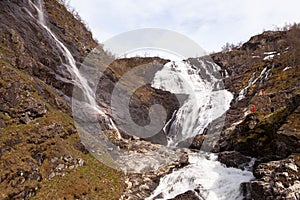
250;154;300;199
208;25;300;199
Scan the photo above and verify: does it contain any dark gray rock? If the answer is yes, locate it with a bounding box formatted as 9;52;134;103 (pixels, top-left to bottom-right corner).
250;154;300;200
168;191;200;200
218;151;252;170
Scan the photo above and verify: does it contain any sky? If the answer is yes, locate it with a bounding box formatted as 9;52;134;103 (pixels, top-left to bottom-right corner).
68;0;300;54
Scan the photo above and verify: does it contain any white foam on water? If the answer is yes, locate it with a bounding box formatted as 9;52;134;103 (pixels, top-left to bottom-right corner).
146;152;254;200
152;59;233;146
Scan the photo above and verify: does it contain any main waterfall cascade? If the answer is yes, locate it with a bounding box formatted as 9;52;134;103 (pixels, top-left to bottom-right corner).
152;59;233;146
149;59;254;199
31;1;254;199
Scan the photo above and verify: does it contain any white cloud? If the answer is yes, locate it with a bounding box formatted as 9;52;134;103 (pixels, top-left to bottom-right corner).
68;0;300;52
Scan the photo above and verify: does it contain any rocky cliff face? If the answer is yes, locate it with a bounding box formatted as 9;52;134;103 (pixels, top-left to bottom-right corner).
96;57;180;144
210;26;300;199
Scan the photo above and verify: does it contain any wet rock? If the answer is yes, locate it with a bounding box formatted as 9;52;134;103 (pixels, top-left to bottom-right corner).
190;135;206;150
119;138;190;200
179;153;189;167
240;182;252;200
169;190;201;200
168;186;208;200
218;151;252;170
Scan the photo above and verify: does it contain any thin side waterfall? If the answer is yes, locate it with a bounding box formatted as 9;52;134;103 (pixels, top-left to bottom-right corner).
30;0;120;137
33;0;95;106
237;66;269;101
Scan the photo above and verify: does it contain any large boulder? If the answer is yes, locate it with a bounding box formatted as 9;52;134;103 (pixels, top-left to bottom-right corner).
218;151;252;170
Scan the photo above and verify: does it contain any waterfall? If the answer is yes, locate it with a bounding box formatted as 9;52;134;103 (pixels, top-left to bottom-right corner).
149;59;254;199
30;2;254;198
152;58;233;146
31;0;95;106
237;66;269;101
29;0;119;124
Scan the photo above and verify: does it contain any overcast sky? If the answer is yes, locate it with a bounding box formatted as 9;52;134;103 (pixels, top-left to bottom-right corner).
68;0;300;53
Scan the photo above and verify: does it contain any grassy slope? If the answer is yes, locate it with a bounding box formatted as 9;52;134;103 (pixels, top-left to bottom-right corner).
0;59;124;199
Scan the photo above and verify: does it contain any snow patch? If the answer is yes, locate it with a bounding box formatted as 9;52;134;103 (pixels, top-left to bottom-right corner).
264;51;277;55
263;55;275;61
283;66;292;71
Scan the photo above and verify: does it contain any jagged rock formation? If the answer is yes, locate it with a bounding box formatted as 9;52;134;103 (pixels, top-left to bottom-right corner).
250;154;300;199
96;57;180;145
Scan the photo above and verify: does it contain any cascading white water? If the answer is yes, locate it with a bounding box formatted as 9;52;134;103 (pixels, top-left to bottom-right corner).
146;152;254;200
149;59;254;199
237;66;271;101
30;0;119;130
31;0;95;106
152;58;233;146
